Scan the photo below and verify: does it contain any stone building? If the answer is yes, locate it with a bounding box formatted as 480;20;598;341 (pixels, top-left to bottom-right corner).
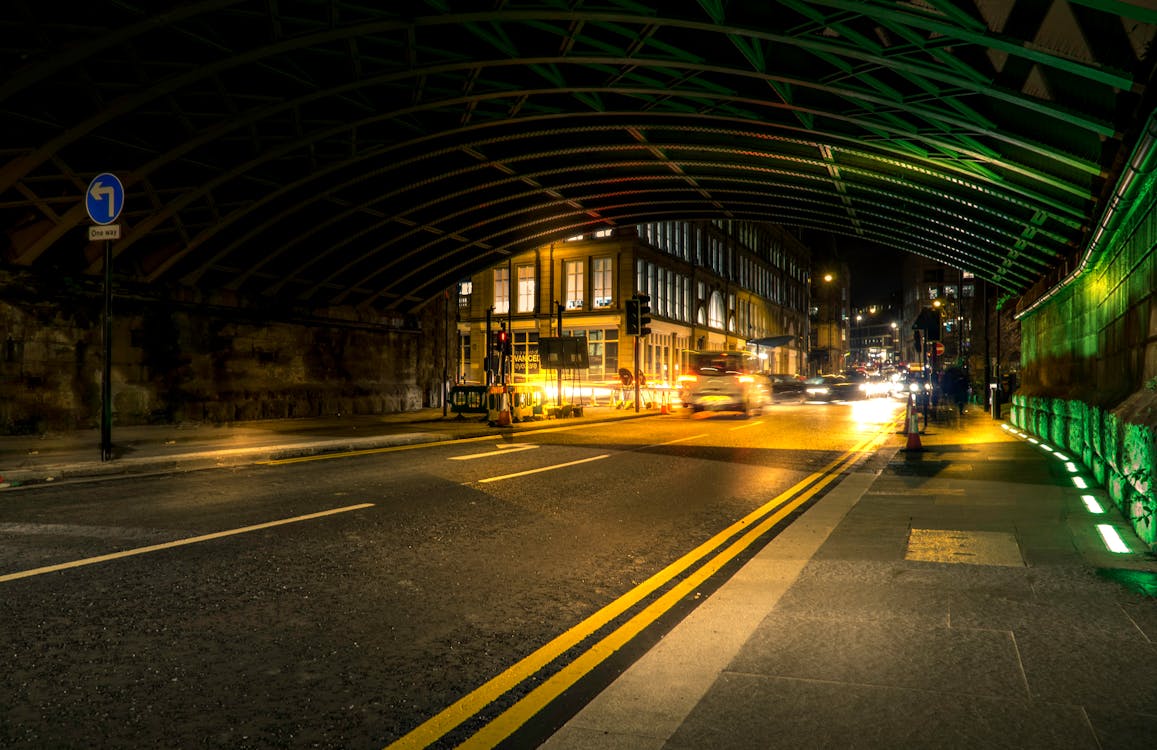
456;220;811;392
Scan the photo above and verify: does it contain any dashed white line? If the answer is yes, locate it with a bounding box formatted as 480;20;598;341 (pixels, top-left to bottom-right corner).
450;444;539;460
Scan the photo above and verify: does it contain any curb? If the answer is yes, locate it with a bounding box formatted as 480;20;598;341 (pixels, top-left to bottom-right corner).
0;409;655;490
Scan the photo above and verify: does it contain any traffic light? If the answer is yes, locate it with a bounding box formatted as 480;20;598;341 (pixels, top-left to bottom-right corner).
636;293;652;336
625;298;640;335
914;307;941;343
496;327;510;355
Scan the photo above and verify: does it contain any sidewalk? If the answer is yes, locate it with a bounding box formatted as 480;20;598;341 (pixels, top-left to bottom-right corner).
0;405;648;489
543;407;1157;750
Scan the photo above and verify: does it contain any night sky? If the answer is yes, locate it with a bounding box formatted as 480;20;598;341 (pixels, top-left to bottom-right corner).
803;231;906;307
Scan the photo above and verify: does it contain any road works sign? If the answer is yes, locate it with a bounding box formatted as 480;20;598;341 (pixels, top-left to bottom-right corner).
85;173;124;225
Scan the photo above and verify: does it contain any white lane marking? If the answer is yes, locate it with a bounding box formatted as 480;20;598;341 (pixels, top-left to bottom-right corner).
729;420;765;431
0;504;374;584
642;434;706;449
476;455;609;484
450;444;539;461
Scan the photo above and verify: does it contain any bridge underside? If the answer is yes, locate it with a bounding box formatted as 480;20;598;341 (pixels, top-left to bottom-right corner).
2;1;1157;314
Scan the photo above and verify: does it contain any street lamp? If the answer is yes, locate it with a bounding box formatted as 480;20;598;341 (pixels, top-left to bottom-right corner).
822;273;834;373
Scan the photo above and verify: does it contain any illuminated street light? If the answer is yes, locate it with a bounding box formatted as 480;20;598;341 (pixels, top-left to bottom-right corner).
821;273;834;373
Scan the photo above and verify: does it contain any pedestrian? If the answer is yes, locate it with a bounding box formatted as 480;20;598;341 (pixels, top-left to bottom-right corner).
943;366;968;416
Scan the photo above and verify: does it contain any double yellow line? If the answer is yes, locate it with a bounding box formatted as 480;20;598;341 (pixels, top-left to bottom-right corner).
387;418;898;749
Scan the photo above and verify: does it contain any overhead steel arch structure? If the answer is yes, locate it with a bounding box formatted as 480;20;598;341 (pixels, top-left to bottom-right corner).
2;0;1156;315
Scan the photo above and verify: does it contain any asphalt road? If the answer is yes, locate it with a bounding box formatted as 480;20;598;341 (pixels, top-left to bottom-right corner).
0;400;903;749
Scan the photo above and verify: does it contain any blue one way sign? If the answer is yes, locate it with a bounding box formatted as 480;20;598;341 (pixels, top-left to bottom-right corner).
85;173;124;225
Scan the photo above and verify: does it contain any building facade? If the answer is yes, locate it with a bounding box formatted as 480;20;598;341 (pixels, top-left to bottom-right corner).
848;304;901;369
808;262;850;375
900;257;979;366
457;221;811;393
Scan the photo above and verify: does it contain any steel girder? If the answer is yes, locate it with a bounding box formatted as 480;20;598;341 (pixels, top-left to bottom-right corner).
2;0;1155;313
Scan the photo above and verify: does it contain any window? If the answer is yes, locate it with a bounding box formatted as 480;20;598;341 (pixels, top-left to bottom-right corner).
517;265;535;313
563;327;618;381
708;291;725;329
565;260;584;310
656;266;665;317
494;267;509;314
592;256;613;308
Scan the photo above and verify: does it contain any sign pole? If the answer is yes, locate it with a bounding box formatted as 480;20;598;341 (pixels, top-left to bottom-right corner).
85;172;124;462
101;238;113;461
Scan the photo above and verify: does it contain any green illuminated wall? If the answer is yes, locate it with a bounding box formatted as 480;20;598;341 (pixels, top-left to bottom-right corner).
1016;165;1157;550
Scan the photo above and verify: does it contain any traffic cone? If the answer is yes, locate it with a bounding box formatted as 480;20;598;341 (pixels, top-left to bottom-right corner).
903;404;923;451
496;392;512;427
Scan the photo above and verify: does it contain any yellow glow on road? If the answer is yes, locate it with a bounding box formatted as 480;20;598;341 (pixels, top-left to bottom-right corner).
851;400;904;431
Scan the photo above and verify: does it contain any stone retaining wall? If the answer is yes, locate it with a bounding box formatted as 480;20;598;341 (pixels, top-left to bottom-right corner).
0;277;454;432
1011;392;1156;550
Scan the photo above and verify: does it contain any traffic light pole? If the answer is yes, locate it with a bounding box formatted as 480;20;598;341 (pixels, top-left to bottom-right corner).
557;301;564;407
626;292;651;413
633;335;640;413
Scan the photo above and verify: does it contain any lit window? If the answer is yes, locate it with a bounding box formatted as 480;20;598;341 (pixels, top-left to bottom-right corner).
494;267;509;314
592;257;613;308
517;265;535;313
565;259;584;310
